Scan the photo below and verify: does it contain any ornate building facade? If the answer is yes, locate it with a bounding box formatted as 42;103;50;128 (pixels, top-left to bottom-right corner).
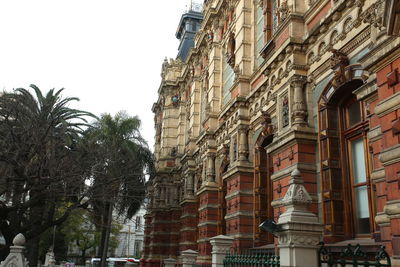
142;0;400;266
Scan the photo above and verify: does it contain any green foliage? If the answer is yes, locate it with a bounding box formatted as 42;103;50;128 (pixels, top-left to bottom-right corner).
0;85;95;263
0;85;153;265
87;111;154;218
38;208;122;263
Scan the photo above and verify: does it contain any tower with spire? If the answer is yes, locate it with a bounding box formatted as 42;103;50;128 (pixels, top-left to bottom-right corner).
175;1;203;61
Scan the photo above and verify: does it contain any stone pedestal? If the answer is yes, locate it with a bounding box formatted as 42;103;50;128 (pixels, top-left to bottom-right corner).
209;235;234;267
277;169;323;267
163;258;176;267
181;250;198;267
0;234;28;267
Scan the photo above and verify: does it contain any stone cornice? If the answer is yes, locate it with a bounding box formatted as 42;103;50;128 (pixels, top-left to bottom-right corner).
225;189;253;200
221;163;254;181
367;125;382;142
271;162;317;182
371;168;386;184
374;91;400;117
379;144;400;166
266;128;317;154
360;36;400;72
341;25;371;56
198;221;219;227
225;211;254;219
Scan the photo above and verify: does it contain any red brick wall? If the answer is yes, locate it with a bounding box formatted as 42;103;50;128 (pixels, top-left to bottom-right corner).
307;1;332;31
370;57;400;256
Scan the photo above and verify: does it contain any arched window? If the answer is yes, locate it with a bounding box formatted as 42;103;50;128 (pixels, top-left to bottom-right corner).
222;53;235;105
318;51;375;241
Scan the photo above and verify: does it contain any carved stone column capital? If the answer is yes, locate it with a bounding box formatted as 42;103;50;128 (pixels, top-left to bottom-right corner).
289;75;307;88
206;154;216;182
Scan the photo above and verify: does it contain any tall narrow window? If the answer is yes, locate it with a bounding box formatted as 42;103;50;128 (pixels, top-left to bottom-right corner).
222;58;234;105
342;98;373;236
135;216;141;231
349;138;370;234
255;4;265;67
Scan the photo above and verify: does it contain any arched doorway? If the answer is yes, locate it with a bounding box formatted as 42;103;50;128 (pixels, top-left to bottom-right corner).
253;111;275;246
218;144;230;235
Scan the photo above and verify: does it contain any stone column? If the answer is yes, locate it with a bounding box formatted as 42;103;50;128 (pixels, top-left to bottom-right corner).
290;75;308;126
206;154;216;182
209;235;234;267
0;234;28;267
181;250;198;267
277;169;323;267
185;173;195;197
238;126;249;161
163;258;177;267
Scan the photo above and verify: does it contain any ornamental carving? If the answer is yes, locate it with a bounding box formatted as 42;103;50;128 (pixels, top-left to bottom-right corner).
220;144;230;173
278;234;320;246
261;111;275;137
282;96;289;127
279;0;291;22
171;95;180;107
282;183;312;204
361;0;385;29
281;169;312;204
226;32;236;68
207;30;214;44
330;49;350;88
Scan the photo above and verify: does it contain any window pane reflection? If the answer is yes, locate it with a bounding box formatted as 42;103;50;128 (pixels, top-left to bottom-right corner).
355;186;370;234
351;138;366;184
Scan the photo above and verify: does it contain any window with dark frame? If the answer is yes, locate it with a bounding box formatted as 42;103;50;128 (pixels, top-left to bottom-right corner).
135;216;141;231
319;89;378;240
341;97;375;236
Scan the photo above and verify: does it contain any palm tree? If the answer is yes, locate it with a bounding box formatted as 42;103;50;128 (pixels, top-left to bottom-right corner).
0;84;94;265
86;112;154;265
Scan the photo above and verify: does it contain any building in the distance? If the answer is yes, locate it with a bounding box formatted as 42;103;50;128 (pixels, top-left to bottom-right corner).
142;0;400;266
115;207;146;258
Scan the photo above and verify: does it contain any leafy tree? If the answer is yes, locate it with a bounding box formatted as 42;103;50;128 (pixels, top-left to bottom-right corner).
0;86;154;267
0;85;95;266
86;112;154;266
39;208;121;264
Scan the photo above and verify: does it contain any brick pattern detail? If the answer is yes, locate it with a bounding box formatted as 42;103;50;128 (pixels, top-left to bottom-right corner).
197;190;218;262
141;209;181;267
370;58;400;256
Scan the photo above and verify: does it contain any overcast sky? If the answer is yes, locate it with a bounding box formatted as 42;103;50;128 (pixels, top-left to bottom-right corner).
0;0;194;150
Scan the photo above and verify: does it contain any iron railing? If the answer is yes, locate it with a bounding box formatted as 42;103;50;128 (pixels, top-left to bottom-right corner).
318;242;391;267
223;250;280;267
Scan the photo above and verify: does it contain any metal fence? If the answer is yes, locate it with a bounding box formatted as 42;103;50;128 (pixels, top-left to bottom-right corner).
318;242;391;267
223;250;280;267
